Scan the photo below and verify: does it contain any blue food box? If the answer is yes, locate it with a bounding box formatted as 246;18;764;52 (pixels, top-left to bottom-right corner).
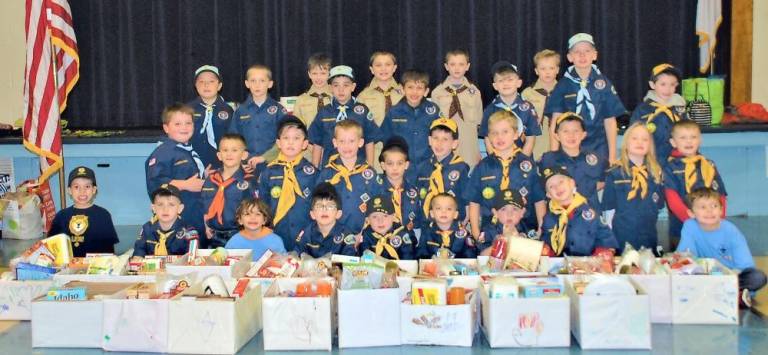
15;262;57;281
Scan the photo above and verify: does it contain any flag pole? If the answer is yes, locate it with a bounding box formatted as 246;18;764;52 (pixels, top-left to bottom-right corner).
46;7;67;208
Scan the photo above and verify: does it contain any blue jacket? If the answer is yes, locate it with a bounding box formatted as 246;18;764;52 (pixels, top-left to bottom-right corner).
418;221;477;259
413;152;470;220
541;202;618;256
187;96;234;169
201;168;257;231
133;219;198;257
359;224;416;260
228;95;286;159
308;98;382;166
318;155;381;233
294;222;357;257
539;149;605;207
375;176;423;231
380;98;441;163
480;95;542;148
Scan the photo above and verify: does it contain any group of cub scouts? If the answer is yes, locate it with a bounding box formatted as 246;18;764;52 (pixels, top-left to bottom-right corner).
49;33;765;305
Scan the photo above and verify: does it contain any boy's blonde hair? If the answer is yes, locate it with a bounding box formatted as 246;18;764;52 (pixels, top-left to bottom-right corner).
686;187;722;208
487;110;520;133
246;64;272;80
671;120;700;136
369;51;397;66
307;53;331;71
533;49;561;67
444;49;470;63
236;197;273;228
334;119;363;139
162;103;194;124
618;123;662;184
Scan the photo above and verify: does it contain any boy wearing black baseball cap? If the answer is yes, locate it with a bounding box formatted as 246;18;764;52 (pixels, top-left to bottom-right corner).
359;195;416;260
134;184;199;258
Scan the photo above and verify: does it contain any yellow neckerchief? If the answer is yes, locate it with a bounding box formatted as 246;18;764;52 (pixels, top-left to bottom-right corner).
388;184;403;223
422;154;464;217
268;153;305;225
326;154;369;191
627;164;649;200
437;230;453;248
373;225;405;259
681;155;716;193
548;193;588;256
497;147;522;190
154;229;174;256
647;101;680;125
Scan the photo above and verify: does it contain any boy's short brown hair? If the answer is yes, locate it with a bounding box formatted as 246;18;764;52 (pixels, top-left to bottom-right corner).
218;133;247;149
162;103;194;124
334;119;363;139
533;49;561;67
369;51;397;66
488;110;520;133
307;53;332;71
236;197;273;228
444;49;470;63
430;192;458;210
400;70;429;87
671;120;700;136
686;187;722;208
246;63;272;80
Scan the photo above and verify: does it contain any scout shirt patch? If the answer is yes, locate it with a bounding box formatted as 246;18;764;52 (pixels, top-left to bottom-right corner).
586;153;598;166
594;79;606;90
646;122;657;133
407;189;418;199
520;102;531;111
270;186;282;198
520;161;532;173
343;234;356;245
519;186;528;197
303;165;316;175
267;106;278;115
362;169;375;180
148;158;156;166
468;87;476;95
218;111;229;120
303;187;312;197
455;229;467;239
582;208;595;221
652;192;660;203
333;234;344;244
419;187;427;199
448;170;460;182
403;233;412;244
390;235;403;248
482;187;496;200
425;105;437;115
237;181;250;190
353;105;365;115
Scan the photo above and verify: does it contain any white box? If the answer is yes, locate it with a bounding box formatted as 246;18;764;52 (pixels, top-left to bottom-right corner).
480;283;570;348
629;273;673;323
101;295;172;352
53;271;156;284
0;279;54;320
566;276;651;349
166;249;252;280
167;282;263;354
262;278;335;351
669;259;739;324
399;292;477;347
477;256;552;277
395;260;418;276
338;288;401;348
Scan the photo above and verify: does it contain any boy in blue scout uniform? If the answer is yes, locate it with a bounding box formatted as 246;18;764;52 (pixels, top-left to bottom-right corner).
359;195;416;260
540;165;618;256
228;64;286;174
294;182;357;257
379;69;441;165
480;61;542;156
48;166;120;257
201;133;256;248
466;110;546;240
134;184;199;257
317;120;381;233
187;65;234;170
414;117;470;222
630;64;689;164
477;189;529;254
145;103;206;237
545;33;627;164
539;112;605;207
376;136;422;232
258;116;318;251
418;193;477;259
308;65;382;168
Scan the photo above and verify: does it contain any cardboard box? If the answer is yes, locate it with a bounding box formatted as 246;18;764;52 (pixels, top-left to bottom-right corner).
338;288;401;348
628;273;673;323
166;249;252;280
480;283;570;348
262;278;335;351
400;291;478;347
53;270;156;284
101;292;173;352
0;279;54;320
669;258;739;324
565;276;651;349
167;282;263;354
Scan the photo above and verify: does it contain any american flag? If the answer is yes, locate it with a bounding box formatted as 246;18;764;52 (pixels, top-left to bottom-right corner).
22;0;79;183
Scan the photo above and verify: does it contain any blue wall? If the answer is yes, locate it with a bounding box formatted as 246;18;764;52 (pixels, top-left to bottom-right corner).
3;131;767;225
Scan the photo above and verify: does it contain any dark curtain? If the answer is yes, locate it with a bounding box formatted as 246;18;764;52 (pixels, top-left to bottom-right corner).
63;0;730;129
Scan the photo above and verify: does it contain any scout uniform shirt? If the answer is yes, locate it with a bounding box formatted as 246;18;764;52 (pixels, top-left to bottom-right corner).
602;162;665;252
258;154;318;251
538;149;606;207
357;79;404;171
521;79;556;159
145;137;206;234
464;150;545;229
187;95;234;169
414;152;470;221
294;222;357;257
318;154;382;233
228;95;287;162
133;219;198;257
541;193;618;256
359;224;416;260
418;221;477;259
308;98;382;167
629;91;689;164
48;205;119;257
379;98;441;164
430;77;483;168
293;86;332;161
545;65;627;162
375;176;423;232
480;94;542;149
201;168;257;233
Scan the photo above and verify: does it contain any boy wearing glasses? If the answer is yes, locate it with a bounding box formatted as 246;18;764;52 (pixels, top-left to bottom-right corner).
293;182;357;256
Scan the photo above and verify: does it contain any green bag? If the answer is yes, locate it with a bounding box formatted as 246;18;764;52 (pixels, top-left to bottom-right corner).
682;77;725;125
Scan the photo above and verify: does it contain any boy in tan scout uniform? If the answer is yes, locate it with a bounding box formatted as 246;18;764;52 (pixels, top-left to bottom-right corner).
357;51;403;172
431;49;483;168
521;49;560;160
293;53;332;160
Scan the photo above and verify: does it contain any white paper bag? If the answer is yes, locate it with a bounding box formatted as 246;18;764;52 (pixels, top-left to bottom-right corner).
2;192;43;240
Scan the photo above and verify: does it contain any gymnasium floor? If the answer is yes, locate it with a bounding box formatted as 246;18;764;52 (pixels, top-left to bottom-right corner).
1;217;767;354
